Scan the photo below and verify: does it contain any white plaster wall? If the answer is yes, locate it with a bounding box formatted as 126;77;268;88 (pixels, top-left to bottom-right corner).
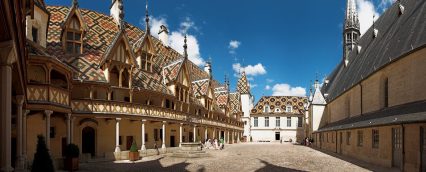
250;130;298;142
311;105;325;132
241;94;251;137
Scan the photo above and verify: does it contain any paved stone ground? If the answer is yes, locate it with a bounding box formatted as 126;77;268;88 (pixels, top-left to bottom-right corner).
74;142;397;172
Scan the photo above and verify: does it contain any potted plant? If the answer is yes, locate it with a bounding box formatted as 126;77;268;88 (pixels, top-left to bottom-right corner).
32;135;54;172
64;143;80;171
128;141;139;161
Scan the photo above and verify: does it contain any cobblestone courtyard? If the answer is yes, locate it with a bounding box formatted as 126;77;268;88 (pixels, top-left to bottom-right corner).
74;143;397;172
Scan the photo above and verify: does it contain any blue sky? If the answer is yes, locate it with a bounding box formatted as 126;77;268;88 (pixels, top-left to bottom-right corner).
46;0;394;101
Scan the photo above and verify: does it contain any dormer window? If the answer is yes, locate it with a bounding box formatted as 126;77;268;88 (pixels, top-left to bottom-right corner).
264;105;270;113
141;52;153;72
65;16;82;54
286;106;292;113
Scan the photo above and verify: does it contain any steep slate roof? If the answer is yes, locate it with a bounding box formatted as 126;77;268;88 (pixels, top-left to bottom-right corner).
317;100;426;132
322;0;426;101
44;5;222;95
251;96;308;115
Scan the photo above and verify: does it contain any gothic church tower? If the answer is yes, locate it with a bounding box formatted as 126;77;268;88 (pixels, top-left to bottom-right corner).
343;0;360;66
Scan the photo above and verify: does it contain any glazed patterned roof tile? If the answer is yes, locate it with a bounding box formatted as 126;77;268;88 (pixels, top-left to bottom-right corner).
237;72;250;94
251;96;308;115
187;60;209;81
192;79;210;97
229;92;241;114
132;68;171;95
45;5;226;96
214;91;229;108
162;58;184;85
27;40;52;57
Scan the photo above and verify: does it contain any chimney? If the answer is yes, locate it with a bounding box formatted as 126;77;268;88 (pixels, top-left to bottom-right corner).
158;25;169;47
204;61;212;77
110;0;124;27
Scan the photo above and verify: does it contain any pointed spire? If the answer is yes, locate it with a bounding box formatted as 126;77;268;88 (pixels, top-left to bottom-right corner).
72;0;78;7
225;74;230;91
345;0;360;30
237;71;250;95
183;34;188;59
343;0;360;67
145;0;150;35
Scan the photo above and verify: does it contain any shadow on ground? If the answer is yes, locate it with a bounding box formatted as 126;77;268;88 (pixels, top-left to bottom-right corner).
78;157;205;172
308;147;399;172
255;159;307;172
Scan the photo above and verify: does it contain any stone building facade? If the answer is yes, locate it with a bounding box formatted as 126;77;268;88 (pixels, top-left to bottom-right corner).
250;96;307;142
308;0;426;171
0;0;245;171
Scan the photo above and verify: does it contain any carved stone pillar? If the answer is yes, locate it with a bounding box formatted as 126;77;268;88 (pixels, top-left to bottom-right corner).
193;125;197;143
204;126;208;141
0;40;16;172
179;123;183;147
161;121;166;149
14;95;24;171
44;110;53;149
115;118;121;152
141;119;146;150
66;114;71;144
22;110;29;169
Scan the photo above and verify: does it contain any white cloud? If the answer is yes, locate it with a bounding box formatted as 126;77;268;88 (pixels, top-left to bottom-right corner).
148;16;205;66
179;17;198;33
250;84;257;89
379;0;395;12
232;63;267;76
265;85;271;90
150;16;167;38
266;79;274;83
272;83;306;97
169;32;205;66
356;0;380;35
228;40;241;54
247;77;254;81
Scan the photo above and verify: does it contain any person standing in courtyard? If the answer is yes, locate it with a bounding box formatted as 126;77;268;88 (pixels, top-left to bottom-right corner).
220;137;224;150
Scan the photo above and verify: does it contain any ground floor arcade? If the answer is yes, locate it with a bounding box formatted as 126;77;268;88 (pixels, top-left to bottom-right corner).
12;110;243;169
313;123;426;172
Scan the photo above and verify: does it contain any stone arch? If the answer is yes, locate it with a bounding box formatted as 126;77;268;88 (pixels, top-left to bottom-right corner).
79;118;98;157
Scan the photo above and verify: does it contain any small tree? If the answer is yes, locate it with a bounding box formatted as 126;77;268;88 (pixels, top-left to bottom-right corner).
129;141;138;153
32;135;54;172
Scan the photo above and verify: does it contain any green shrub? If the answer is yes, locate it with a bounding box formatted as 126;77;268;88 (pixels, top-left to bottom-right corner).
129;141;138;152
65;144;80;158
31;135;54;172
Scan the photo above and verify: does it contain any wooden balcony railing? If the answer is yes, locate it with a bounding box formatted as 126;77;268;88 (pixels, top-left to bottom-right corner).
71;99;243;130
27;84;70;107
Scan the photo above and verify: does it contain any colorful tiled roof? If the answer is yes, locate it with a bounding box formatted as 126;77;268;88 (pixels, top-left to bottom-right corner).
162;58;184;85
214;89;229;108
192;79;210;97
44;5;229;97
251;96;308;115
237;72;250;94
229;92;241;114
